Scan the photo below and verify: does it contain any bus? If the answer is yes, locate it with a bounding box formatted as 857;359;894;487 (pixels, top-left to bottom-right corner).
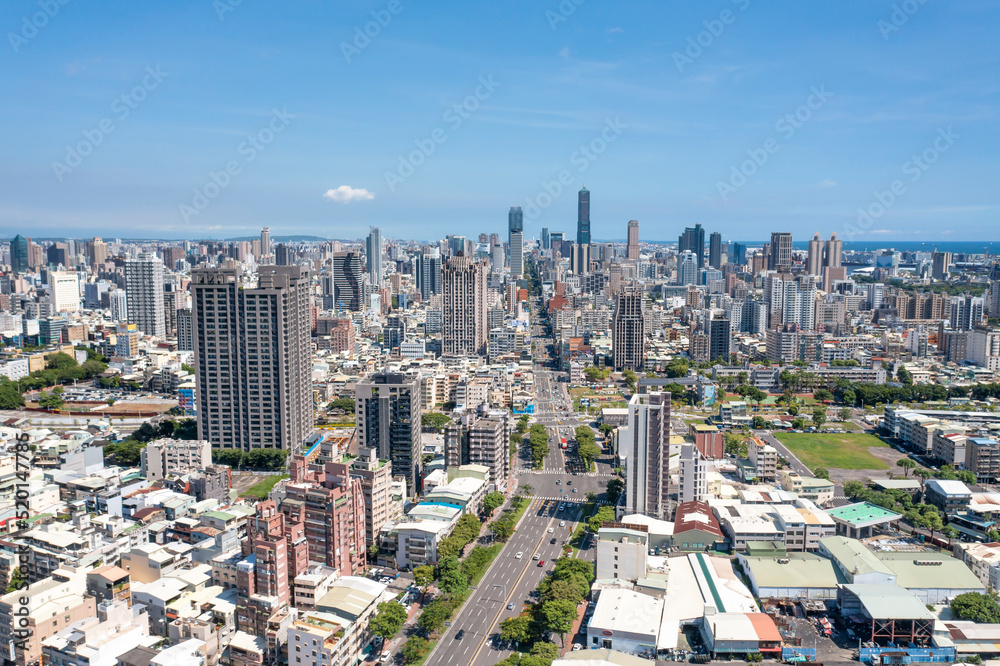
561;438;567;450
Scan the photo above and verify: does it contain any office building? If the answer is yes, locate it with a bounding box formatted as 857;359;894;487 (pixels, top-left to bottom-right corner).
125;253;165;339
932;251;952;281
331;251;363;311
366;227;383;287
678;251;698;286
577;187;591;246
442;254;488;356
176;309;193;351
541;227;550;250
87;237;108;266
679;224;705;269
10;234;30;273
50;271;80;313
109;289;128;323
356;373;423;495
768;232;793;272
627;219;640;261
192;265;312;451
622;392;671;521
571;243;591;276
444;412;512;493
709;231;722;269
708;311;731;362
274;243;291;266
612;287;645;371
260;227;271;258
729;242;746;266
416;246;443;299
509;206;524;279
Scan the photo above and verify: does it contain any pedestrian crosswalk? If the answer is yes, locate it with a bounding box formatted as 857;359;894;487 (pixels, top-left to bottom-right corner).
531;496;615;505
517;469;615;478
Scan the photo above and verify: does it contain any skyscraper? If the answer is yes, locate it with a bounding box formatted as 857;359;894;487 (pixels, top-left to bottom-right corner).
274;243;291;266
612;287;646;371
331;251;363;311
577;187;591;246
807;233;823;276
729;242;746;266
823;233;843;269
416;246;443;299
627;220;640;261
442;254;488;356
366;227;383;287
50;271;80;313
356;373;423;495
622;392;671;521
678;251;698;286
87;237;108;266
260;226;271;258
125;252;165;339
707;311;731;362
708;231;722;269
541;227;550;250
192;265;312;451
508;206;524;279
950;295;985;331
768;232;793;272
678;224;705;269
10;235;29;273
932;251;952;281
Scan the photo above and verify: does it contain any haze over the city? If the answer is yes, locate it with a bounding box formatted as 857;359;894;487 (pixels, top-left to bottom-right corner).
1;1;998;241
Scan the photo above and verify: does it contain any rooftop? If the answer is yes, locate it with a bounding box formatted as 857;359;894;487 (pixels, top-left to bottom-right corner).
842;583;935;620
825;501;902;527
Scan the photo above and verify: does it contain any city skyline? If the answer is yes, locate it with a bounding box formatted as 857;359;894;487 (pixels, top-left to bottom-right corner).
2;3;997;241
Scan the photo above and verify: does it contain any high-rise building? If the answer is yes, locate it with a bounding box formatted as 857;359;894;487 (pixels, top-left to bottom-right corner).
416;246;443;299
350;447;395;547
10;235;30;273
260;227;271;258
109;289;128;322
678;224;705;269
950;295;985;331
274;243;291;266
577;187;591;246
571;243;591;276
356;373;423;494
823;233;843;269
366;227;383;287
87;237;108;266
444;412;512;494
192;265;312;451
177;309;193;351
807;233;823;276
729;242;746;266
125;252;165;339
708;231;722;269
932;251;952;281
707;311;731;362
509;206;524;279
541;227;550;250
50;271;80;313
331;251;363;311
769;232;793;272
612;287;645;371
627;220;640;261
622;392;671;521
442;254;488;356
678;251;698;286
679;443;708;503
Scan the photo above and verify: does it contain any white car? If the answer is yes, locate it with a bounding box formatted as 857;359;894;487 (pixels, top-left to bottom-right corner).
532;553;541;560
560;521;566;527
515;551;523;559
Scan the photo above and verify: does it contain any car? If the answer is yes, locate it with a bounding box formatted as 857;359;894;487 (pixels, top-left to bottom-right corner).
560;521;566;527
572;488;578;493
573;644;583;651
548;527;554;533
507;602;515;610
380;651;392;663
455;629;465;640
532;553;540;560
556;480;562;485
538;560;545;567
566;481;572;486
550;538;557;544
515;551;523;559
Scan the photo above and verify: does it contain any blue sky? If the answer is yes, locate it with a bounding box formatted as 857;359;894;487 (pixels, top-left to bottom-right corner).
0;0;997;243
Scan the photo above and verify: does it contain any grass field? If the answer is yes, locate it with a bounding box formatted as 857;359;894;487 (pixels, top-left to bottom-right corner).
241;474;288;499
774;432;890;470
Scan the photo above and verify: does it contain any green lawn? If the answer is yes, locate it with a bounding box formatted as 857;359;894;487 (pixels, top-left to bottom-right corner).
774;432;890;470
241;474;288;499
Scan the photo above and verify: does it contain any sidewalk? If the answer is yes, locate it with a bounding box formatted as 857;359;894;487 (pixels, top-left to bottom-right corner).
560;600;589;655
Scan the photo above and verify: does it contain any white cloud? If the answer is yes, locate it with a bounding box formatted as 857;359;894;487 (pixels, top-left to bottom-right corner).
559;46;570;58
819;178;837;187
607;27;623;34
322;185;374;203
